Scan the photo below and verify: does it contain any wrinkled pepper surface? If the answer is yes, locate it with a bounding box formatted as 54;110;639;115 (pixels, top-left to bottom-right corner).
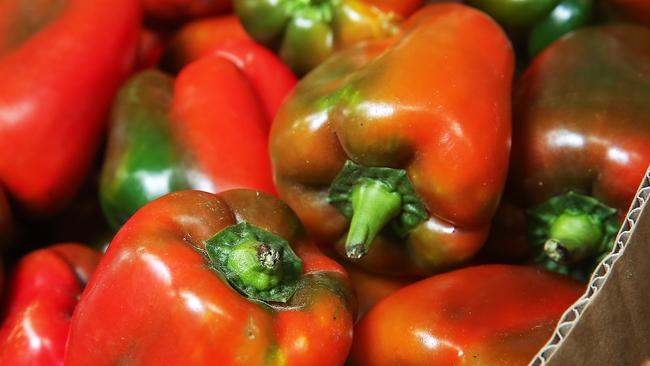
142;0;231;22
0;0;140;216
0;243;100;365
234;0;423;74
350;264;583;365
270;3;514;276
468;0;594;57
161;14;251;73
511;24;650;279
101;40;296;230
66;189;355;365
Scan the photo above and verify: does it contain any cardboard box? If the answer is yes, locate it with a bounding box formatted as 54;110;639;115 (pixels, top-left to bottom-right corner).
531;167;650;365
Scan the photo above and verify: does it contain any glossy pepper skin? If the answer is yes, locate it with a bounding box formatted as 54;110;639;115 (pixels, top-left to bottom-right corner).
0;243;100;366
234;0;423;74
350;264;583;365
270;3;514;276
161;14;251;73
511;24;650;279
0;0;140;216
100;40;296;230
66;189;355;365
468;0;594;57
142;0;231;22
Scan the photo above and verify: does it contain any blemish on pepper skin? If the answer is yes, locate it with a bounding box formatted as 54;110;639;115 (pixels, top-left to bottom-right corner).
245;315;258;340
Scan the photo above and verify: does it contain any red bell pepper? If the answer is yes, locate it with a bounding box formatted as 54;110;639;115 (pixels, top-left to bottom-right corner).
161;14;251;73
0;243;100;366
350;264;583;365
0;0;140;216
142;0;232;22
65;189;355;365
270;3;514;275
510;24;650;279
101;40;297;229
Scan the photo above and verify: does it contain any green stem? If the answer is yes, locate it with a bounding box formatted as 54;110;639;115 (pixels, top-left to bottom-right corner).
543;212;604;265
527;191;620;280
226;240;283;291
345;180;402;259
205;222;302;303
328;160;428;259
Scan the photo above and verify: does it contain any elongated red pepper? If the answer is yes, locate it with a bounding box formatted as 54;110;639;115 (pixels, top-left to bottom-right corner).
0;243;100;366
66;190;355;365
270;3;514;275
101;40;296;230
510;24;650;279
0;0;140;216
350;264;583;365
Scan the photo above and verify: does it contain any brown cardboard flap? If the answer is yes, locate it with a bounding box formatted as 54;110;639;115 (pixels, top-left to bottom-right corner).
531;167;650;365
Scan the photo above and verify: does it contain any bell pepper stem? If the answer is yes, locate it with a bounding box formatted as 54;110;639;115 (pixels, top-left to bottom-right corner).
345;180;402;259
205;222;302;303
543;212;604;265
527;191;619;279
226;239;283;292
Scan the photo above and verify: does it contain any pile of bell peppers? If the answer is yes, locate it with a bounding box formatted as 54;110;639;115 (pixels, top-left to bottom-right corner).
0;0;648;365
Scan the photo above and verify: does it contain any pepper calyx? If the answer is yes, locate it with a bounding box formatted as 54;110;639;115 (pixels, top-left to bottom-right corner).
328;160;427;258
527;191;619;280
205;222;303;303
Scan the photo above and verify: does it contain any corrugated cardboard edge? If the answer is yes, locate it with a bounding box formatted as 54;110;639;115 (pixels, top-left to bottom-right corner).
529;166;650;365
